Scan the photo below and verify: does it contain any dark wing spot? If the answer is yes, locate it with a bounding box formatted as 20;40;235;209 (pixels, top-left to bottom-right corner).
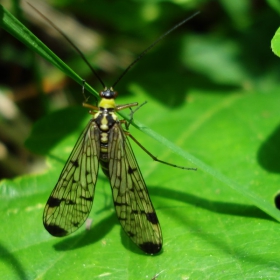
45;224;68;237
70;159;79;167
146;212;159;224
114;201;128;206
139;242;162;255
127;231;135;237
80;195;93;201
47;197;61;208
65;199;76;205
128;167;137;174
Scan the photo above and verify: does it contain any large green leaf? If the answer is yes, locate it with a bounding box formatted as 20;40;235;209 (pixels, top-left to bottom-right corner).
1;2;280;279
1;87;280;278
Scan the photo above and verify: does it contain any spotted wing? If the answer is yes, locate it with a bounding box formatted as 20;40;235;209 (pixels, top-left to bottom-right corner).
43;120;100;237
108;123;162;254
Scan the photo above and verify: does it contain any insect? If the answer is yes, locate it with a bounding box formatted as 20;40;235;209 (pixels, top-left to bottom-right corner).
33;4;199;254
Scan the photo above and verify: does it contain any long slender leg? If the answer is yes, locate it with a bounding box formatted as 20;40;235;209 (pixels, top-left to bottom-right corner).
126;101;148;130
125;131;197;171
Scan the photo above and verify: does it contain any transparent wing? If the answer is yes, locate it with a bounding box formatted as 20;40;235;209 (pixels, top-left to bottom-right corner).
43;120;100;237
108;123;162;254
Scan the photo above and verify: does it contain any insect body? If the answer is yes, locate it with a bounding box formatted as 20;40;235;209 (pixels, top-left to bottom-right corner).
44;87;162;254
31;3;199;254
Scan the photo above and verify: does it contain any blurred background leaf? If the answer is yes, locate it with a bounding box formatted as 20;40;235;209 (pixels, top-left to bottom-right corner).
1;0;280;279
272;26;280;57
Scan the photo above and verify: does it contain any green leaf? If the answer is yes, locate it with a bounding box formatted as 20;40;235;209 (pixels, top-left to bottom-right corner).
1;87;280;278
1;2;280;278
181;35;248;85
267;0;280;14
271;26;280;58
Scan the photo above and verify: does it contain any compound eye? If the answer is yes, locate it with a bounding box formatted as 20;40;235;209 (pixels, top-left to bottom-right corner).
100;88;117;99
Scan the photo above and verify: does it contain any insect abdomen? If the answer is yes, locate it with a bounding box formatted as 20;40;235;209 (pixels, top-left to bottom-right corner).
94;109;116;179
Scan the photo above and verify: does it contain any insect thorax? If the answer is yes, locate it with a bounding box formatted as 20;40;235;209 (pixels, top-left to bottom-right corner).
94;107;118;132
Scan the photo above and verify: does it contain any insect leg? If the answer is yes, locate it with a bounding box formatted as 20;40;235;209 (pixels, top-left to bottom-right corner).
126;101;148;130
125;131;197;171
83;102;99;112
82;80;99;106
116;102;139;130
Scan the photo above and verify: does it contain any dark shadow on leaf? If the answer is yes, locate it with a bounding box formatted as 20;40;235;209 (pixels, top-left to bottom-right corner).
257;124;280;173
50;191;163;255
0;243;28;280
149;187;279;267
119;39;239;108
49;181;274;254
54;212;117;251
150;187;275;222
25;106;88;155
53;209;162;255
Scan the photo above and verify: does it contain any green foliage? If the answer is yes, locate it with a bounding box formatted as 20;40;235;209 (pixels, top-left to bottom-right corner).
1;0;280;279
272;27;280;57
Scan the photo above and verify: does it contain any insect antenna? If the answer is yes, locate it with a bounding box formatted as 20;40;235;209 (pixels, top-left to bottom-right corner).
28;2;199;93
27;2;106;89
111;11;200;88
